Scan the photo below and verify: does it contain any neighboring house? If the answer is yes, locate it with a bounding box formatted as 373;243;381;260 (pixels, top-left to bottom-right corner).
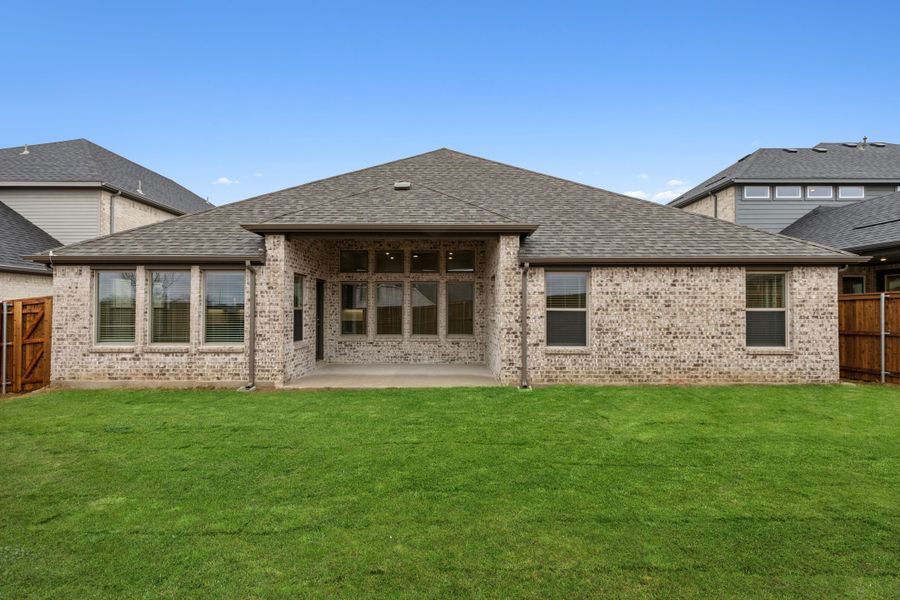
0;139;212;300
669;140;900;233
782;191;900;293
29;149;863;388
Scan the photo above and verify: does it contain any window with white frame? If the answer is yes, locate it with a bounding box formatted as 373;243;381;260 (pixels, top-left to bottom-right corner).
744;186;770;199
96;271;136;344
150;271;190;344
806;185;833;199
775;185;802;199
746;272;787;347
839;185;865;199
545;272;588;347
204;271;245;343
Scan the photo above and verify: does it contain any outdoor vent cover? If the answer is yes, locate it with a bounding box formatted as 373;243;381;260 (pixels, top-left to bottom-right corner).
783;148;798;153
812;147;828;153
394;181;411;190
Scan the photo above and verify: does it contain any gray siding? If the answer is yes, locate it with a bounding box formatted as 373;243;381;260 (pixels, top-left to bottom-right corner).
0;188;100;244
735;184;900;232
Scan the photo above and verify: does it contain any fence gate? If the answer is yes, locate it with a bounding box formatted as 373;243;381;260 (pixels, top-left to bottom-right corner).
838;292;900;384
2;296;53;394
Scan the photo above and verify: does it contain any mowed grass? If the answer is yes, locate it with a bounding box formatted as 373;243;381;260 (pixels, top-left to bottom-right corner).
0;385;898;599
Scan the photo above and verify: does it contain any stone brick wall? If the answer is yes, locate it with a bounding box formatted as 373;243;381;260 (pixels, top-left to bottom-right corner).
99;191;178;236
524;265;839;384
681;186;736;222
485;235;523;384
0;271;53;301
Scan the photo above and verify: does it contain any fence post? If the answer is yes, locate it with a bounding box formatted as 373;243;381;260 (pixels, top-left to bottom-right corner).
1;301;6;395
880;292;887;384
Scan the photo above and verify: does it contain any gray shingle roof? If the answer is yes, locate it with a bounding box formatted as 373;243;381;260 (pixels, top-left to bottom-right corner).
781;190;900;253
0;139;212;215
0;202;61;274
671;142;900;207
33;149;860;266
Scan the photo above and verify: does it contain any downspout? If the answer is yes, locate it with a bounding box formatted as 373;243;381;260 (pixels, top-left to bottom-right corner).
1;301;7;395
712;192;718;219
520;262;530;388
244;260;257;390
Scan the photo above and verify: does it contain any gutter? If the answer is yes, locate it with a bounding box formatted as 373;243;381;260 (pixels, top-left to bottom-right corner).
24;253;265;265
241;223;539;235
243;260;257;391
520;255;869;266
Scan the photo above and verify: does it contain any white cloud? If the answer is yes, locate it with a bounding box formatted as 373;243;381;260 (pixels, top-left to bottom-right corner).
624;190;649;200
652;188;689;202
254;172;263;177
213;177;240;185
666;179;687;187
636;173;649;180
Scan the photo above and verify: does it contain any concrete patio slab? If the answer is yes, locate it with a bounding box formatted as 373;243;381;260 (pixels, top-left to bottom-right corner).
285;363;499;389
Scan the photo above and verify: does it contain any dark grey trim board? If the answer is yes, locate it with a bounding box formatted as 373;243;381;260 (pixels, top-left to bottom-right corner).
243;223;539;234
25;254;265;265
522;255;867;266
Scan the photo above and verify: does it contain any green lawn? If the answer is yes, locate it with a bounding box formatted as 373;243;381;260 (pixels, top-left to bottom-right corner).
0;385;898;599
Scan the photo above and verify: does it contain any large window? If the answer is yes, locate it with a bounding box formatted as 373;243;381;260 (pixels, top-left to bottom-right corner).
341;283;367;335
446;282;474;335
446;250;475;272
375;250;404;273
411;251;439;273
746;272;787;347
412;282;438;335
839;186;865;199
743;186;770;199
204;271;245;344
545;272;587;347
841;276;865;295
150;271;190;344
885;275;900;292
377;283;403;335
293;274;304;341
340;251;369;273
775;186;801;199
96;271;136;344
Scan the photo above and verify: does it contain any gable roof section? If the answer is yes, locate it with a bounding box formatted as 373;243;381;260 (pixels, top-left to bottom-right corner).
244;181;535;233
0;139;213;215
671;142;900;208
781;190;900;253
0;202;61;274
30;149;861;266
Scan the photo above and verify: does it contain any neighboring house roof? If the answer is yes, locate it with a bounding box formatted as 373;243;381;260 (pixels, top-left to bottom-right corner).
781;190;900;253
0;139;213;215
30;149;861;266
0;201;61;274
670;141;900;208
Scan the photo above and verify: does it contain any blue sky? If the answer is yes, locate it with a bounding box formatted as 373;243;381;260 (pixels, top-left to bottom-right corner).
2;1;899;206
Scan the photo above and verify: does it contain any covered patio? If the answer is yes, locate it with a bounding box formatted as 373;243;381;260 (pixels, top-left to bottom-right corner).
284;363;499;388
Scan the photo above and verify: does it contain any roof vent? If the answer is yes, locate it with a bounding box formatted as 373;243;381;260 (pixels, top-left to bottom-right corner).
842;143;858;148
872;142;886;148
19;145;29;155
812;147;828;153
394;181;411;190
783;148;798;153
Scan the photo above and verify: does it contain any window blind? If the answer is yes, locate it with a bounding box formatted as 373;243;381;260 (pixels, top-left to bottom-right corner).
151;271;190;343
545;271;588;346
341;283;367;334
746;273;786;347
377;283;403;335
204;271;245;343
447;282;474;335
412;282;438;335
96;271;136;344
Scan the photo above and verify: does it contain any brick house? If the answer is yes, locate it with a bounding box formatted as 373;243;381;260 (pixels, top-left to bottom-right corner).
29;149;865;387
0;139;212;300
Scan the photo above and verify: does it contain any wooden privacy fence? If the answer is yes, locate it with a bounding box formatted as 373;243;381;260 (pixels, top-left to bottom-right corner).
838;292;900;384
2;296;52;394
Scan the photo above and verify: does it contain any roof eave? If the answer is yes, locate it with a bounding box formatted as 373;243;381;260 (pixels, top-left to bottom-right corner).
241;223;539;234
0;181;188;216
24;253;266;266
0;263;53;275
668;180;734;208
520;254;867;266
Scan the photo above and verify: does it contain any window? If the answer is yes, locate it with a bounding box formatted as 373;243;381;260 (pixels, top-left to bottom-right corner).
446;282;474;335
204;271;245;343
411;251;439;273
446;250;475;272
96;271;136;344
293;274;304;341
885;275;900;292
806;185;833;199
375;250;404;273
411;282;438;335
150;271;190;344
839;186;865;199
545;272;587;347
341;283;367;334
746;272;787;347
340;251;369;273
376;283;403;335
775;186;801;199
841;276;865;295
744;186;770;199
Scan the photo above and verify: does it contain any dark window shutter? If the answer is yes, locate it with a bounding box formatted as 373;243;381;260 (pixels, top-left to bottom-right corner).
746;312;785;346
547;311;587;346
